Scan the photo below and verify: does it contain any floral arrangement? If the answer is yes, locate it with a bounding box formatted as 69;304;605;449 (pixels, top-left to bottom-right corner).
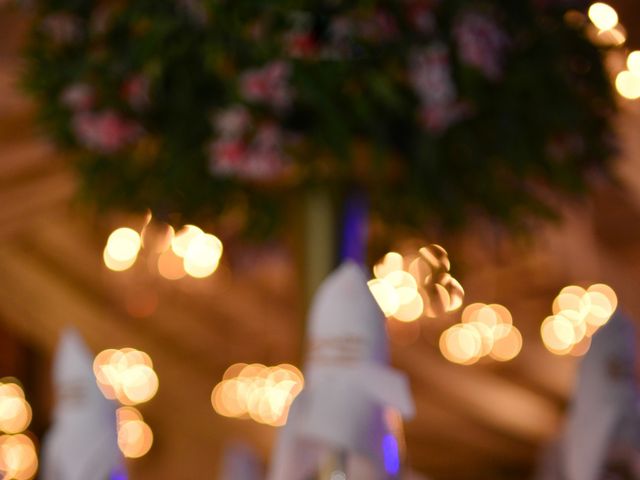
24;0;616;238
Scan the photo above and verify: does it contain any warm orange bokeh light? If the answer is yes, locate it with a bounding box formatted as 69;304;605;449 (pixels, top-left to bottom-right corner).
588;2;618;31
371;244;464;321
211;363;304;427
542;284;617;355
183;233;223;278
117;417;153;459
443;303;522;364
157;249;187;280
93;348;159;405
0;383;32;435
0;434;38;480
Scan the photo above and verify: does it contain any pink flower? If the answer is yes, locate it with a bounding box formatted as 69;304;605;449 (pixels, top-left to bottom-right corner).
212;106;250;138
72;111;142;154
208;139;247;176
122;74;150;110
208;124;288;181
454;11;509;81
60;83;94;111
409;44;456;106
41;13;82;45
240;61;293;110
409;45;471;133
242;125;288;180
419;102;472;134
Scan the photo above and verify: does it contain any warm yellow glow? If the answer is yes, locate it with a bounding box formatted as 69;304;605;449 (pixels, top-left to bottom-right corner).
368;279;400;317
408;257;430;286
465;322;494;356
0;398;32;435
93;348;159;405
211;363;304;427
439;325;481;365
570;335;592;356
616;71;640;100
157;249;187;280
490;325;523;362
544;284;617;355
373;252;404;279
117;418;153;458
171;225;204;258
552;286;587;315
424;283;452;318
393;293;424;323
105;228;141;263
444;276;465;312
541;315;575;354
628;51;640;75
0;434;38;480
372;244;463;320
418;244;450;272
141;221;174;254
120;365;159;405
588;2;618;31
0;383;31;435
183;233;223;278
103;247;136;272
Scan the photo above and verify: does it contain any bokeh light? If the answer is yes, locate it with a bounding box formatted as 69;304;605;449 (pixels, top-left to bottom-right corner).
373;252;404;279
183;233;223;278
440;324;482;365
0;434;38;480
367;279;400;317
103;247;137;272
369;244;464;321
441;303;522;364
542;284;617;356
0;383;32;435
104;228;141;268
157;249;187;280
93;348;159;405
171;225;204;258
588;2;619;31
141;219;174;254
211;363;304;427
116;408;153;459
627;51;640;75
616;70;640;100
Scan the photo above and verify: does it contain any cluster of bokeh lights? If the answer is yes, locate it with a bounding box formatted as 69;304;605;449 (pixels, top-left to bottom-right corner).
116;407;154;459
440;304;523;365
0;381;37;480
212;363;304;427
579;2;640;100
93;348;159;405
104;215;223;279
94;348;158;458
541;284;617;356
368;245;464;323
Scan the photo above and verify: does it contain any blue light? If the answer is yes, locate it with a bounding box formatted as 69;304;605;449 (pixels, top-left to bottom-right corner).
339;193;368;265
110;466;128;480
382;433;400;475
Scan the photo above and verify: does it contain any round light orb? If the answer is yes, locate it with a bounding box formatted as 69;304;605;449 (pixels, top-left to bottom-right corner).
105;228;141;262
118;419;153;458
588;2;618;31
616;71;640;100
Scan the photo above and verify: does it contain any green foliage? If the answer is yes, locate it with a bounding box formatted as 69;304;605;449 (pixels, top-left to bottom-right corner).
23;0;617;238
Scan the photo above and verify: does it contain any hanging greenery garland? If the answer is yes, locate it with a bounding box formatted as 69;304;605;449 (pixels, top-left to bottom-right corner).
24;0;616;238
